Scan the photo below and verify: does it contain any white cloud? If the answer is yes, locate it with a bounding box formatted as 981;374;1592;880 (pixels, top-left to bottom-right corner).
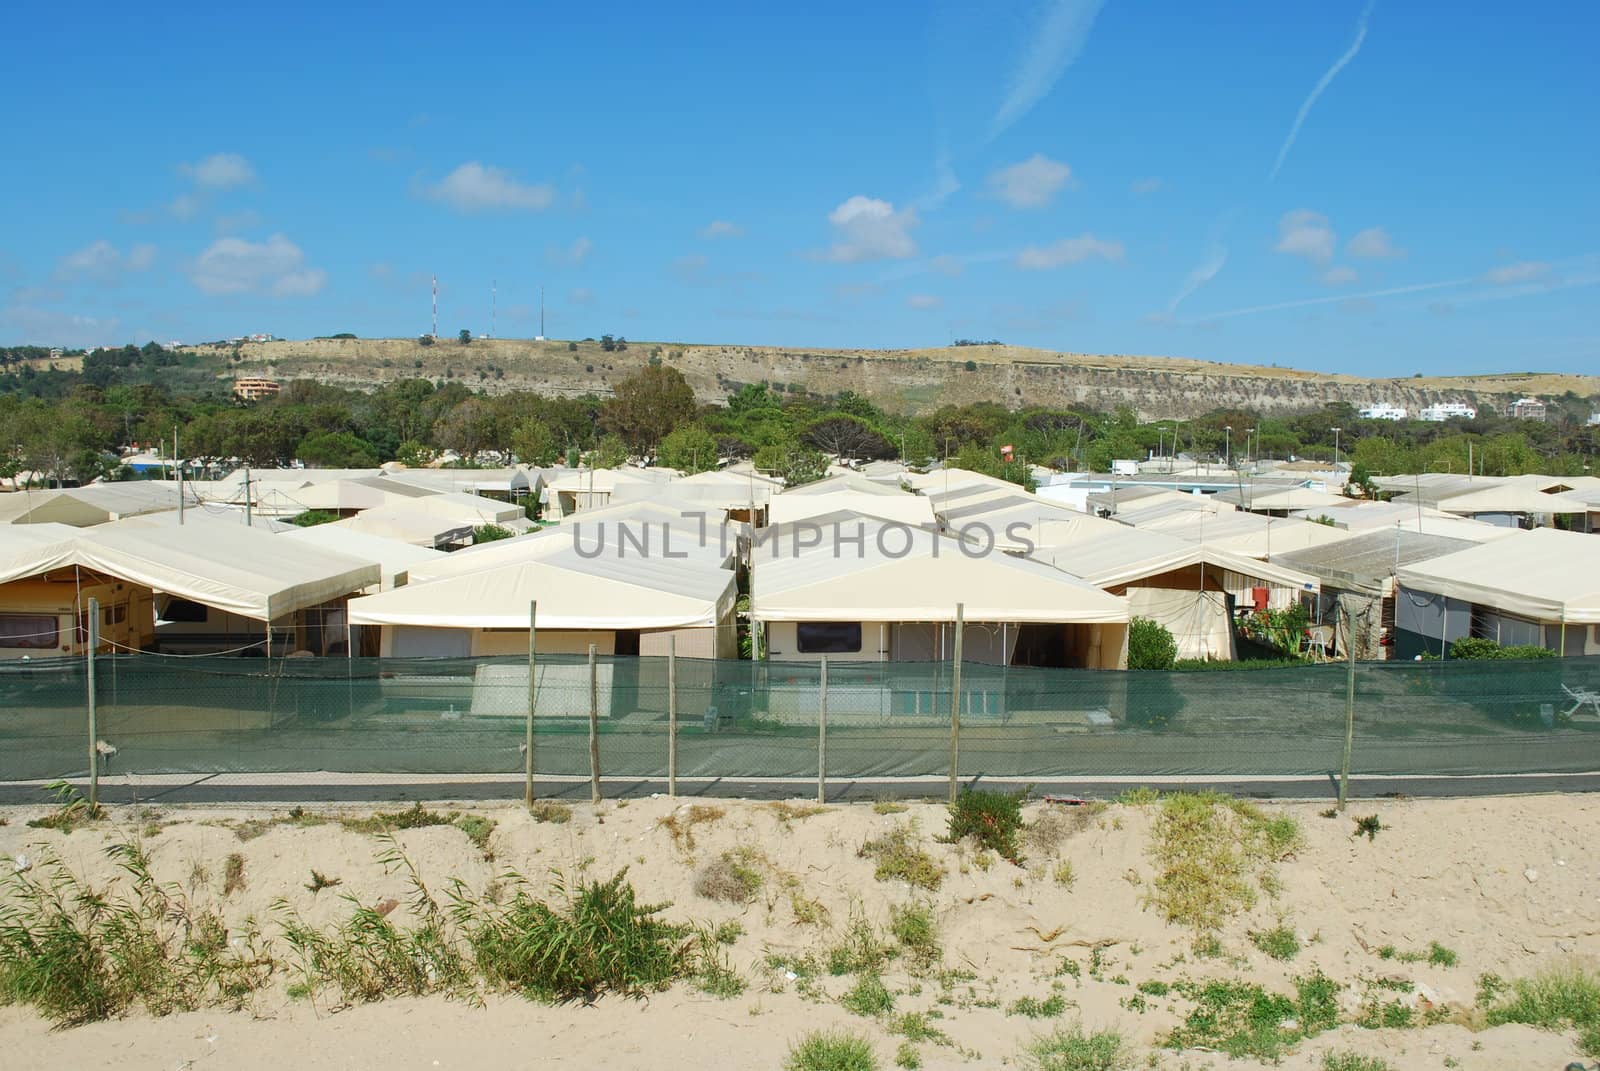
1274;210;1336;264
929;254;965;278
1015;234;1123;270
57;240;157;281
1483;261;1550;284
823;196;919;262
181;152;257;190
992;0;1108;137
190;233;325;297
1347;226;1403;259
214;210;263;235
547;236;593;266
1130;177;1163;195
1321;265;1359;287
907;294;942;310
700;220;744;239
168;193;203;220
271;269;328;297
424;162;555;212
986;154;1073;209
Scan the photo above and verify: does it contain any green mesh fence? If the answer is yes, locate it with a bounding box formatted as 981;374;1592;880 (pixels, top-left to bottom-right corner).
2;653;1597;784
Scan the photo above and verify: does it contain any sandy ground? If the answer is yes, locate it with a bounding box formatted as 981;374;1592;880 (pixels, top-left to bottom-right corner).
1;793;1595;1070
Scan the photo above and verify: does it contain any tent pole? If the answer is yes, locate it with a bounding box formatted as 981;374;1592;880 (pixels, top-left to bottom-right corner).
587;643;601;804
1338;602;1356;811
817;655;828;805
524;601;538;809
667;634;678;798
947;603;964;805
87;597;100;810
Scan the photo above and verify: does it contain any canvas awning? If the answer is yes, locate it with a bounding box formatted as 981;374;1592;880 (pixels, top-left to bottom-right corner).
280;525;447;590
1035;527;1320;593
1395;527;1600;624
753;525;1128;624
74;517;378;622
348;549;736;631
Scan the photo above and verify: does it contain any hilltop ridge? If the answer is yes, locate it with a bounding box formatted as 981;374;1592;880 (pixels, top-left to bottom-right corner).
190;337;1600;419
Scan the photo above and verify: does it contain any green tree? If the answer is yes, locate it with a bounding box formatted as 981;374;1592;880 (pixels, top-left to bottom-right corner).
394;439;432;467
296;430;379;468
457;329;472;345
602;365;696;451
587;433;629;469
753;438;828;486
509;419;560;466
656;423;718;474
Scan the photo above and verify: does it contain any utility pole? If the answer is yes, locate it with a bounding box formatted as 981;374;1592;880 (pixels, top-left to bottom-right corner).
174;427;184;525
947;602;965;804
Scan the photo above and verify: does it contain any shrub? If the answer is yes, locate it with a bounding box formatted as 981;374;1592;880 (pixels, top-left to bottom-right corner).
1251;925;1301;961
841;972;895;1017
1008;993;1068;1018
1021;1025;1131;1070
947;788;1027;865
1127;617;1178;671
466;870;693;1002
0;842;272;1025
1149;794;1302;931
473;523;516;543
1448;637;1555;660
694;851;764;903
785;1030;879;1071
859;824;944;890
888;903;940;969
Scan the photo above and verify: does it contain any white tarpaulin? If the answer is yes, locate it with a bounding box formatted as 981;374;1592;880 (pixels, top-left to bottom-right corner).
753;524;1128;624
1395;527;1600;624
0;523;84;584
348;551;737;631
1035;526;1319;594
75;517;378;621
280;525;447;590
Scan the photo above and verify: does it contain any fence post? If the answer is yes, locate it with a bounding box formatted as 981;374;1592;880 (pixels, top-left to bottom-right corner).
667;635;678;798
588;643;602;804
86;597;100;810
817;655;828;805
524;601;538;810
948;602;964;805
1338;603;1356;810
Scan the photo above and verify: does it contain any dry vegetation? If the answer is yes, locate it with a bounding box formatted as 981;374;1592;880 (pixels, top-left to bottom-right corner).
3;792;1598;1070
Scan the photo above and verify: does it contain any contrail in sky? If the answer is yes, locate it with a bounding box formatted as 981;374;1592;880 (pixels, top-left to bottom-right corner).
1193;277;1472;321
1268;0;1377;182
990;0;1108;138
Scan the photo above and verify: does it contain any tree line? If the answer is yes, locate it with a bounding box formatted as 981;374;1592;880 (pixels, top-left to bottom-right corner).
2;341;1596;488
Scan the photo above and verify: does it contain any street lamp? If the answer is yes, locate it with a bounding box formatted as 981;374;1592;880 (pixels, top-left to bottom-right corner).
1247;427;1257;465
1224;425;1232;468
1332;426;1342;467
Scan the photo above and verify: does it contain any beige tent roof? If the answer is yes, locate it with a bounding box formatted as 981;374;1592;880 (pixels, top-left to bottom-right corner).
0;523;85;584
753;524;1128;624
330;507;475;548
0;483;189;526
1035;527;1320;593
3;516;382;621
348;548;736;631
1218;485;1350;512
1133;510;1355;559
1287;500;1518;543
1395;528;1600;624
1374;474;1590;515
769;490;935;528
280;525;447;590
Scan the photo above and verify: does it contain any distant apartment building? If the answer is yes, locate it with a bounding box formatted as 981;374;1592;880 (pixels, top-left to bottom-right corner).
1587;411;1600;427
1506;397;1547;421
1358;404;1408;421
1418;402;1477;422
233;376;281;402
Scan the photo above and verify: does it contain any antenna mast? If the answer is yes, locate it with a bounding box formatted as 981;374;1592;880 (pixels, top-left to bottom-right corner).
431;275;438;338
538;285;546;340
491;279;497;339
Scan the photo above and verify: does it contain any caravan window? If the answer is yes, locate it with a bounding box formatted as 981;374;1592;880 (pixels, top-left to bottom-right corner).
0;614;59;649
160;599;209;623
796;622;862;654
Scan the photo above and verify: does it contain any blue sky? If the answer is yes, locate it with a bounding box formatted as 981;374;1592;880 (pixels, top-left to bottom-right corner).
5;0;1597;377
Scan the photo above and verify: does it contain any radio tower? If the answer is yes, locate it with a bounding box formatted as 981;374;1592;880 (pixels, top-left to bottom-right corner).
537;285;546;340
431;276;438;338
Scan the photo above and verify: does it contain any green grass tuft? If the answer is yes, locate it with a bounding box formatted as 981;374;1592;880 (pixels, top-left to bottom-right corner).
1251;925;1301;961
859;824;944;891
1021;1025;1131;1071
1008;993;1068;1018
1321;1053;1394;1071
1149;793;1303;932
785;1029;879;1071
841;972;895;1017
946;788;1027;864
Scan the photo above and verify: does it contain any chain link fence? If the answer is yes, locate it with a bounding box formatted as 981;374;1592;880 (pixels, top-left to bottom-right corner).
4;652;1599;789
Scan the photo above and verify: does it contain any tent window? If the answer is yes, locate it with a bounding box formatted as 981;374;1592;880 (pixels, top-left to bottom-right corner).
161;599;209;623
797;622;862;654
0;614;59;649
